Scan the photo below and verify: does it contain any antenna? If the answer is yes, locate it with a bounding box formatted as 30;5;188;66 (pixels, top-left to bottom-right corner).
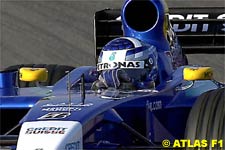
80;74;85;104
66;71;72;113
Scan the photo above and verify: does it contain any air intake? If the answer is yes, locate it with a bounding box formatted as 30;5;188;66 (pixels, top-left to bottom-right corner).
124;0;158;32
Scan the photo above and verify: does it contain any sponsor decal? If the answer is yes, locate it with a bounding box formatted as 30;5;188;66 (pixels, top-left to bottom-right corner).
65;141;81;150
169;13;225;33
169;14;225;20
41;103;93;112
42;107;81;112
38;112;71;120
42;103;93;107
102;50;127;62
170;14;209;20
146;100;162;111
109;52;117;61
97;61;144;71
25;127;68;134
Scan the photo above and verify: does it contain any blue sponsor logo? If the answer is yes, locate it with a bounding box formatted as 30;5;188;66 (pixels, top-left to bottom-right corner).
65;141;80;150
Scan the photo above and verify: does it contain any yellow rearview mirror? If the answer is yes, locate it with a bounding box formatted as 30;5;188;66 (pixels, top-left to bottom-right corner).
19;68;48;82
183;67;213;81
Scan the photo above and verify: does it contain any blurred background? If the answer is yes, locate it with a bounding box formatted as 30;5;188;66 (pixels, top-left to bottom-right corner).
0;0;224;82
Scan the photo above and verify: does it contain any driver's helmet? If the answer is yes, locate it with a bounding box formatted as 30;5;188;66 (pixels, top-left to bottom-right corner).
96;37;158;90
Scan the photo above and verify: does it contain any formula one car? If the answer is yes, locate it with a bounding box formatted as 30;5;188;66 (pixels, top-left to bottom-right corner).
0;0;224;149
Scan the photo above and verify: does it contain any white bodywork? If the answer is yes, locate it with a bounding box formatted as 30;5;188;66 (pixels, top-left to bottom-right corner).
16;121;82;150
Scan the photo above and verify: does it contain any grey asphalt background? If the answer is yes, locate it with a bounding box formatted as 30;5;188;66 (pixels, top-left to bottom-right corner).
0;0;224;82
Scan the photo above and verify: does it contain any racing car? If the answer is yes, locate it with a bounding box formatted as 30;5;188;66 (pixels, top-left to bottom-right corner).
0;0;224;149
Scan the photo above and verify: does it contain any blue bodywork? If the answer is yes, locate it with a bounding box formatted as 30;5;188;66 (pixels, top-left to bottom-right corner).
0;66;222;148
0;0;224;148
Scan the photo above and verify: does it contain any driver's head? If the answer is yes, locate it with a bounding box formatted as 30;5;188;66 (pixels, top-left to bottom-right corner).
97;37;158;90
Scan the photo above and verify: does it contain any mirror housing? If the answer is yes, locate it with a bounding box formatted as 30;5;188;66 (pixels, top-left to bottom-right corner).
19;68;48;82
183;67;213;81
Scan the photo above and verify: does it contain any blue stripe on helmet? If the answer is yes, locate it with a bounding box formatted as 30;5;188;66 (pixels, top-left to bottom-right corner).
103;38;135;51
